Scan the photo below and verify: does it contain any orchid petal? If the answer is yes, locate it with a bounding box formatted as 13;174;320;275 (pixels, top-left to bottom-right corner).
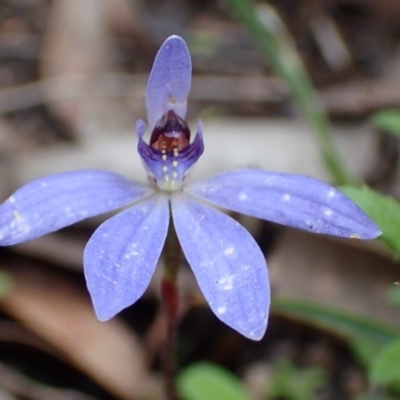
146;35;192;127
0;170;153;245
171;192;270;340
185;169;381;239
84;194;169;321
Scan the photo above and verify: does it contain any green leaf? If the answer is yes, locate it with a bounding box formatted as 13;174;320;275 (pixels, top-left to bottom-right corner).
370;338;400;386
385;285;400;309
355;394;397;400
340;185;400;257
273;298;400;366
369;338;400;394
0;271;11;298
273;298;400;346
371;109;400;135
177;362;254;400
350;336;385;367
266;360;326;400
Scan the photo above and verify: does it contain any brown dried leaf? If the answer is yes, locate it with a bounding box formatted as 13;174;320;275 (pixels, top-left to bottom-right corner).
0;264;149;400
269;229;400;325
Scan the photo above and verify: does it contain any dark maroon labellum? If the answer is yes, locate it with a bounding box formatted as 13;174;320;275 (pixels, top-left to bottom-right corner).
150;110;191;152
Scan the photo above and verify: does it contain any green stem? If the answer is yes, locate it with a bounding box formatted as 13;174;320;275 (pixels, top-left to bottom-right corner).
161;217;181;400
226;0;356;185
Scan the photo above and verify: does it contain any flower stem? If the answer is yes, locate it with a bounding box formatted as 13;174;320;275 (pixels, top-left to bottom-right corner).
161;216;181;400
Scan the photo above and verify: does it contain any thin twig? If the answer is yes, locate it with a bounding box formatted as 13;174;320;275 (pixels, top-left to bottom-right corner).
161;278;180;400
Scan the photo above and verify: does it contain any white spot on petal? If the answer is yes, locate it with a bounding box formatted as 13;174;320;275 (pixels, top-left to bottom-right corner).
325;209;333;216
40;182;48;188
217;307;227;315
238;192;248;201
8;196;15;204
283;194;291;201
218;275;234;290
12;210;30;233
224;247;235;256
328;189;336;198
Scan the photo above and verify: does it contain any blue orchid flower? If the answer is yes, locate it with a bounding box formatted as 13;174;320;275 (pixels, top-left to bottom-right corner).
0;36;381;340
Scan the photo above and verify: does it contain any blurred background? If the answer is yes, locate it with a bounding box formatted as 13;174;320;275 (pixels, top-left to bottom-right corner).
0;0;400;399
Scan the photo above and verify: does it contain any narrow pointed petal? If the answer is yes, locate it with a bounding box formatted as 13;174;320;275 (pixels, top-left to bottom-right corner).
185;169;381;239
146;35;192;127
0;170;153;245
84;194;169;321
171;193;270;340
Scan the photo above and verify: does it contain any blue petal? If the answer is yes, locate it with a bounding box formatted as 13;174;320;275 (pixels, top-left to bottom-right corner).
0;170;153;245
146;35;192;128
171;192;270;340
185;169;381;239
84;194;170;321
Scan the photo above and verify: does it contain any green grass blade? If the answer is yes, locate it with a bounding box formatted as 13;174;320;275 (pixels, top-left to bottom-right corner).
226;0;355;185
371;109;400;136
273;298;400;346
0;271;11;298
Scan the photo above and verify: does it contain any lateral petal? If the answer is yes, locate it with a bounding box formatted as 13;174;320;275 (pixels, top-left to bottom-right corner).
84;194;170;321
146;35;192;127
185;169;381;239
0;170;153;245
171;193;270;340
